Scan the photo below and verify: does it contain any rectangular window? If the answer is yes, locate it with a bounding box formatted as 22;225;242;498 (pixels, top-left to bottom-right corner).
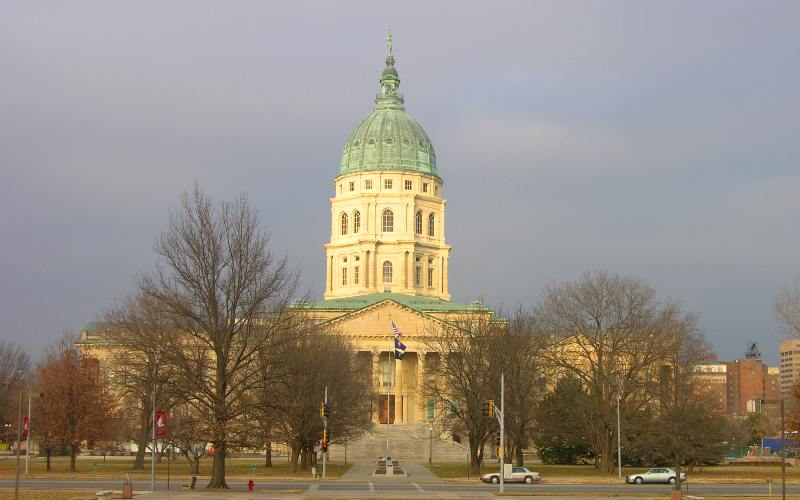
415;266;421;286
428;268;434;287
354;265;359;285
342;267;348;286
384;179;393;190
434;185;439;196
365;180;373;190
404;180;412;190
423;182;428;193
349;181;355;192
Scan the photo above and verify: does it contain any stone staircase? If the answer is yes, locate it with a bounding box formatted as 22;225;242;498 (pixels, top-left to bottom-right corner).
328;423;468;462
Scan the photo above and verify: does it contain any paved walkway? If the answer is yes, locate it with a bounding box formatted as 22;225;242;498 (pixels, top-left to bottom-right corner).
339;460;441;482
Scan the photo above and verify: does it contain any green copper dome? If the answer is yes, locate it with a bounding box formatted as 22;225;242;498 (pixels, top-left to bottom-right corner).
339;35;438;177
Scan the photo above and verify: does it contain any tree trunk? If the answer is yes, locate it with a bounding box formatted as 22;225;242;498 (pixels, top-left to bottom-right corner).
468;434;482;475
69;448;77;472
207;449;227;489
300;447;308;470
290;446;300;473
514;442;524;466
265;441;273;467
46;448;51;471
132;438;147;470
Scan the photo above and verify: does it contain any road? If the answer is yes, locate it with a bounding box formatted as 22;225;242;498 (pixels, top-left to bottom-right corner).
1;478;796;498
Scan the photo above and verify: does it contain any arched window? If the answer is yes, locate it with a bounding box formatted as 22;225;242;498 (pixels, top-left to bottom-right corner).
382;209;394;232
340;212;348;235
353;210;361;233
383;261;393;283
428;213;435;237
415;211;422;235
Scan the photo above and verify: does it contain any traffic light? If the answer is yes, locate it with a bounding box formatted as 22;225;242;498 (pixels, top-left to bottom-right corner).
495;433;501;446
322;428;328;452
320;402;325;419
481;401;490;416
488;400;494;417
323;403;330;418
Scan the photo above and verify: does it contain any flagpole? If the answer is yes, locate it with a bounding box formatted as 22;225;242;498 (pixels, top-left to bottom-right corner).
386;319;391;458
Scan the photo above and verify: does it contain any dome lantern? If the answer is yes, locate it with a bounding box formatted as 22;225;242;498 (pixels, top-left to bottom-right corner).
339;33;438;177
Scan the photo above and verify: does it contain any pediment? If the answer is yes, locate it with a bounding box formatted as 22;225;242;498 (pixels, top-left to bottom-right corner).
325;299;440;339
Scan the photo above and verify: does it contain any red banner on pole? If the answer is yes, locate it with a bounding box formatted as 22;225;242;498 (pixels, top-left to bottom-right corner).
22;416;29;439
155;410;167;437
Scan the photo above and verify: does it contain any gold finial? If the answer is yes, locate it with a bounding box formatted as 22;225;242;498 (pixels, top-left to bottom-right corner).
386;30;393;56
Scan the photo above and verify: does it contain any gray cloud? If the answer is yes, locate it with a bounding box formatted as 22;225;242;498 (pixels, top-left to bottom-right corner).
1;0;798;364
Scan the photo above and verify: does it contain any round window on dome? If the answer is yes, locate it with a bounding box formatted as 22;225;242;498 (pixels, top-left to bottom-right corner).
353;141;359;147
403;139;410;145
385;138;393;144
368;138;376;145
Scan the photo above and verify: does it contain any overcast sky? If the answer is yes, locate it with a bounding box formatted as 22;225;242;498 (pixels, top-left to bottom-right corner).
2;1;798;364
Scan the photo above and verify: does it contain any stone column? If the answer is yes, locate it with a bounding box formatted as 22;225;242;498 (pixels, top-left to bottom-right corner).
395;358;403;423
372;349;381;423
417;352;426;422
327;255;333;293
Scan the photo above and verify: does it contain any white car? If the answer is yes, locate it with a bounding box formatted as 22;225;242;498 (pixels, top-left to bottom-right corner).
626;467;687;485
480;467;542;484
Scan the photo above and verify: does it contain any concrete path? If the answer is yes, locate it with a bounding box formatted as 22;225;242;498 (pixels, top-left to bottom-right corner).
401;461;441;481
338;460;441;482
338;461;375;481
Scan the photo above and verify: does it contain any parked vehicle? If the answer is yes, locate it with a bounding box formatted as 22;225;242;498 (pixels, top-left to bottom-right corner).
626;468;686;485
480;467;542;484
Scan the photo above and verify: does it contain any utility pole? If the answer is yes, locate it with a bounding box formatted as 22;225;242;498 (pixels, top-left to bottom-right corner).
617;395;622;479
322;386;328;480
151;365;156;491
781;398;785;500
15;391;22;500
494;373;505;495
25;392;32;475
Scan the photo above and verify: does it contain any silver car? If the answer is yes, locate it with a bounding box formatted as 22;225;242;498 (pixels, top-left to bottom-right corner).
481;467;542;484
626;467;687;485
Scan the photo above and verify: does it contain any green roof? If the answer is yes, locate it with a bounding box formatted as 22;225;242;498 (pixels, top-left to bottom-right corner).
293;293;488;314
338;38;438;177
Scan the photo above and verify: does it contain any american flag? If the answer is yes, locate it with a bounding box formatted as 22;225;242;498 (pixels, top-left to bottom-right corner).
391;321;403;338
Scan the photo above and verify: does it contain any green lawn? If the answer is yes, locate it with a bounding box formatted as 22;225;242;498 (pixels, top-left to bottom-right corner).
426;462;800;483
0;456;350;480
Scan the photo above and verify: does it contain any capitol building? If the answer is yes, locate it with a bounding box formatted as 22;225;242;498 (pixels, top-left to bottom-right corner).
299;37;495;460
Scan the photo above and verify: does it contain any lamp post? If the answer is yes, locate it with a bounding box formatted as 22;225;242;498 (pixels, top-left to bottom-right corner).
25;392;43;475
760;398;785;500
617;395;622;480
428;426;433;465
15;391;22;500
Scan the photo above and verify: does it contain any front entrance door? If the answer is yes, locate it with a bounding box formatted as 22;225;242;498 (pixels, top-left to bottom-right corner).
378;395;395;424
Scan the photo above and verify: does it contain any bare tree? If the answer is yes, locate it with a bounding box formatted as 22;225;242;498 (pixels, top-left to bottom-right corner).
104;293;182;470
36;336;117;471
493;309;550;466
139;186;298;488
535;271;691;474
776;276;800;337
0;341;31;439
421;312;503;474
263;325;374;472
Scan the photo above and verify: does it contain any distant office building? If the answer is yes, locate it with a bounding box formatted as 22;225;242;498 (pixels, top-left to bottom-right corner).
693;362;728;414
779;338;800;400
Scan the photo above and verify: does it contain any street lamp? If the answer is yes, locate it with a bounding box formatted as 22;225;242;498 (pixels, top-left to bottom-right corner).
428;426;433;465
25;391;44;475
759;399;785;500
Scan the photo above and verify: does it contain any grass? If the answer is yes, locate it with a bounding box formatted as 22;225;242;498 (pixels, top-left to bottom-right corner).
0;456;351;480
426;462;800;483
0;491;103;500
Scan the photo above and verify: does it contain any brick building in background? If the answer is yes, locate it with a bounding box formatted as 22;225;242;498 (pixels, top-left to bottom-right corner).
694;343;780;418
